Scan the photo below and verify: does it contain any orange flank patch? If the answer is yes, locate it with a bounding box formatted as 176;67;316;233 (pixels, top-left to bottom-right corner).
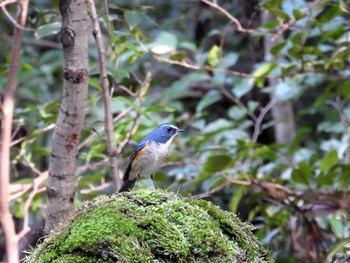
133;145;147;162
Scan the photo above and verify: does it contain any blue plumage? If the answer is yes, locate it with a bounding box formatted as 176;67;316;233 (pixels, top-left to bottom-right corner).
118;123;184;192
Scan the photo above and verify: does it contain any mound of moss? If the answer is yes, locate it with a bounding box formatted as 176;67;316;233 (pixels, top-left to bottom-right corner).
25;189;273;263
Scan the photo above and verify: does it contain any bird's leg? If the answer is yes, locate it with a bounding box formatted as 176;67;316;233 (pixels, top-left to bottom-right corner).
151;174;157;188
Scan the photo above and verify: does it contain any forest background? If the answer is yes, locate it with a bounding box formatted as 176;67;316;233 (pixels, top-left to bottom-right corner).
0;0;350;262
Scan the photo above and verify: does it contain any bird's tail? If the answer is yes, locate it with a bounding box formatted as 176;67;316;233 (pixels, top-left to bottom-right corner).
118;178;137;192
118;163;137;192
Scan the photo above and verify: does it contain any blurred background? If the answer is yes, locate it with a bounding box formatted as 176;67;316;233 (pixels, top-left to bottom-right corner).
1;0;350;262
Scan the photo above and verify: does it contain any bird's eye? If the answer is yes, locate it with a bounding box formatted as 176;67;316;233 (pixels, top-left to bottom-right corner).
167;127;172;132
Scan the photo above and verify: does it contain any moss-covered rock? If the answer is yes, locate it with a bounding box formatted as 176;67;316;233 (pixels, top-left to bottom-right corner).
25;189;274;263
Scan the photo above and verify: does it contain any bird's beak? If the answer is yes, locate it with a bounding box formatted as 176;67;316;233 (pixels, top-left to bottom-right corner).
177;129;185;133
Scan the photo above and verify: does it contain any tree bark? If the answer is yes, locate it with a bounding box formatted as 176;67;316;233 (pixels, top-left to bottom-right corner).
45;0;89;232
0;0;30;262
262;8;296;144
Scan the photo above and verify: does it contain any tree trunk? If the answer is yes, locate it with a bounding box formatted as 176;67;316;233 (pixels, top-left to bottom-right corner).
262;8;296;144
45;0;89;232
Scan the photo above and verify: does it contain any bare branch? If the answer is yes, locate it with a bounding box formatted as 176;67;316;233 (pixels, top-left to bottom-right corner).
0;0;18;7
252;98;276;142
200;0;266;34
10;123;55;147
1;0;34;31
0;0;30;261
87;0;120;191
191;181;231;199
271;0;323;42
17;171;47;239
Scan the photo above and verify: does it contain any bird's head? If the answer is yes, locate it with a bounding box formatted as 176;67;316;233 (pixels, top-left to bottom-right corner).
147;123;185;145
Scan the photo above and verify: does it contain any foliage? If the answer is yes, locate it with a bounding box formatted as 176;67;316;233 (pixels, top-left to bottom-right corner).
1;0;350;262
24;189;273;263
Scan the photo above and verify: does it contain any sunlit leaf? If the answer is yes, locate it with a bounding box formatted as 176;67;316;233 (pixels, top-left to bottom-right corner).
319;150;338;173
207;45;221;67
35;22;61;39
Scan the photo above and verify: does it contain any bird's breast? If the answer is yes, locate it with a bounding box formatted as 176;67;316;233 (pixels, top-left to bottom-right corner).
131;141;170;177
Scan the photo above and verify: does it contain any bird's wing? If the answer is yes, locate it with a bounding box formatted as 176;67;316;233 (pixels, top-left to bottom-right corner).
122;140;147;182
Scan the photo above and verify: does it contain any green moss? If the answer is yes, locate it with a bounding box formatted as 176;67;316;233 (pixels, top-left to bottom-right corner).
25;189;274;263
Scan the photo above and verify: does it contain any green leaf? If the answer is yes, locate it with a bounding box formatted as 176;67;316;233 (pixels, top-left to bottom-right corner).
291;162;312;185
89;78;102;91
124;10;142;30
111;68;130;82
196;90;222;113
207;45;221;67
269;8;290;21
146;105;175;112
203;155;233;173
35;22;61;39
329;217;344;238
270;42;286;57
293;9;306;20
274;81;302;101
228;106;247;121
319;150;338;173
230;186;247;213
169;52;187;62
113;96;151;120
221;52;239;68
250;63;277;88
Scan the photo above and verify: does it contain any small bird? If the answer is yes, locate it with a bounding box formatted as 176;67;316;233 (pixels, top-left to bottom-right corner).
119;123;185;192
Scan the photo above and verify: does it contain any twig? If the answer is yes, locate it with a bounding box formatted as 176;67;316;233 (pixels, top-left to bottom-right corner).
251;98;276;142
155;56;276;79
0;0;18;7
192;181;231;199
218;85;257;121
76;158;109;174
271;0;323;42
1;0;34;31
200;0;266;34
87;0;120;191
116;70;153;154
17;171;47;239
223;176;252;186
10;124;55;147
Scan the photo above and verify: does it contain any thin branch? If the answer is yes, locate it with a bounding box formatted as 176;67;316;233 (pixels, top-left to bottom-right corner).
0;0;18;7
87;0;120;191
223;176;252;186
271;0;323;42
155;56;276;79
251;98;276;142
1;1;34;31
116;70;153;155
191;181;231;199
200;0;266;34
218;85;257;121
17;171;47;239
10;123;55;147
0;0;30;261
76;158;109;174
